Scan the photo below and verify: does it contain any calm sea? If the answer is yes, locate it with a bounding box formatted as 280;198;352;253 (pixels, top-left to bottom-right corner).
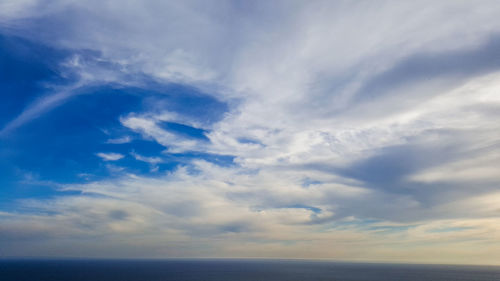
1;259;499;281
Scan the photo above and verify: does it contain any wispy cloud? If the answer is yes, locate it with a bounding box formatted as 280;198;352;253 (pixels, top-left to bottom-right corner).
106;136;132;144
0;87;77;136
96;152;125;161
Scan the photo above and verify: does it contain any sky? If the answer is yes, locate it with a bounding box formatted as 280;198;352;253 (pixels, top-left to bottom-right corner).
1;0;500;265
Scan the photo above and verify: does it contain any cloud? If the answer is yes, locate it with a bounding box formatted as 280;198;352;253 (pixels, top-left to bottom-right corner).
96;152;125;161
2;161;500;263
1;0;500;263
0;87;77;136
130;152;162;165
106;136;132;144
120;115;201;153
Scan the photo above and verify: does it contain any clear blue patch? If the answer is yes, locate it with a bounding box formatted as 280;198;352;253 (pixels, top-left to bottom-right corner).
158;121;209;141
165;152;236;168
237;137;263;146
285;204;322;214
301;178;322;187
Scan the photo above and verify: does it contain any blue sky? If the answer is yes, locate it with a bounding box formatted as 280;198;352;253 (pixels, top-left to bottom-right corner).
0;34;230;200
1;0;500;264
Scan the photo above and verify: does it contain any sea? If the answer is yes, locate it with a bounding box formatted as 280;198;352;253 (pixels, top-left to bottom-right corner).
1;259;499;281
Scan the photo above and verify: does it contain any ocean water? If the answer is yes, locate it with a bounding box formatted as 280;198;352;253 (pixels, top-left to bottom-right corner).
1;259;499;281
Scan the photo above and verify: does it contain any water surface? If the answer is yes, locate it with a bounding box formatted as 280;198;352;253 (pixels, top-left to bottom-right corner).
1;259;499;281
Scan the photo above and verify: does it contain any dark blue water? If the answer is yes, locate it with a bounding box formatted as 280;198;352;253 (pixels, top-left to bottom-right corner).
1;259;499;281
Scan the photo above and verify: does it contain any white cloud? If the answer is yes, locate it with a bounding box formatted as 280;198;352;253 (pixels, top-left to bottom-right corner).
2;0;500;263
0;87;78;136
130;152;162;165
96;152;125;161
120;115;203;153
2;161;500;263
